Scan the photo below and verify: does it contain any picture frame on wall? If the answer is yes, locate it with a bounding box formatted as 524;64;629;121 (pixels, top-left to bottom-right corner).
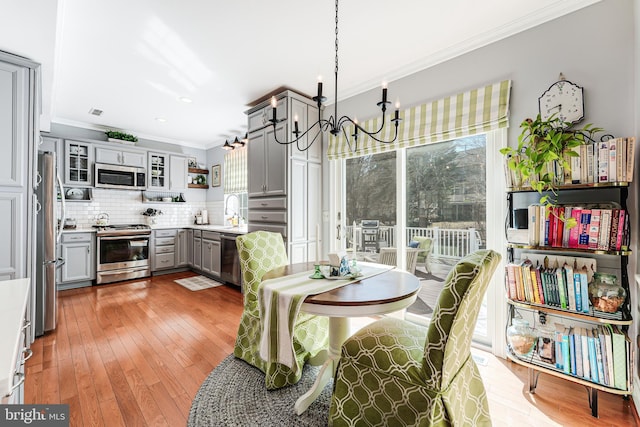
211;164;221;187
188;157;198;168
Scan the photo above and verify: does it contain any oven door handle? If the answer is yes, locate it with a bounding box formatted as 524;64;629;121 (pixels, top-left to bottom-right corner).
99;235;150;241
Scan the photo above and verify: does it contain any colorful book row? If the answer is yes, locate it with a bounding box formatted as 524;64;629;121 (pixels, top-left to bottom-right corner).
554;323;631;390
524;205;629;252
505;261;594;313
504;136;635;187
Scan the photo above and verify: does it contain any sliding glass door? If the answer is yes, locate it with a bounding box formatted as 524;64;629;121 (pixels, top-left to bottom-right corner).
340;130;505;347
404;135;488;341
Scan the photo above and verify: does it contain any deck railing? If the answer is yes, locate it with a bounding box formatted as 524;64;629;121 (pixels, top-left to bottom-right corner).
349;226;483;259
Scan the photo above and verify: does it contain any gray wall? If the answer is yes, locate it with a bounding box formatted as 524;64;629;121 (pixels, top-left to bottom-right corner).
323;0;639;399
333;1;635;143
206;146;226;201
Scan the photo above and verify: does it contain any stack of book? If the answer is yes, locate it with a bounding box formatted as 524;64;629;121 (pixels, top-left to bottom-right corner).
504;136;635;187
552;323;632;390
520;205;629;252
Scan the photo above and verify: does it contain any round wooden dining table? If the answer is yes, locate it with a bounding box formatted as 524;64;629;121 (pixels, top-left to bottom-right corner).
262;261;421;415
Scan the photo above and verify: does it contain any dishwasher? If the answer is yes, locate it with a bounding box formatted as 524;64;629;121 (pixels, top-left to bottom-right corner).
220;234;242;289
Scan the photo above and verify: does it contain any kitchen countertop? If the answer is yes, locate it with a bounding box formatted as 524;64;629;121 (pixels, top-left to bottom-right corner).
0;278;30;398
62;227;96;233
189;224;248;234
62;225;248;234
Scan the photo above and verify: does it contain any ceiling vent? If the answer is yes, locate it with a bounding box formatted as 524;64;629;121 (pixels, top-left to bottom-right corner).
88;108;103;116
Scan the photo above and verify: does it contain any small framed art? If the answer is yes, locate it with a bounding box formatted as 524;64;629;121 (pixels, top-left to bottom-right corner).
211;164;221;187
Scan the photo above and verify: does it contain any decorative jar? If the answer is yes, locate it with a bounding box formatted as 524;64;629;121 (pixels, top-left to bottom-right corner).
507;318;536;356
536;323;555;364
589;272;625;313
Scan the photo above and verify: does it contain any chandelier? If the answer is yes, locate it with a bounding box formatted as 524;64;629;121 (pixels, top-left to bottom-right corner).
269;0;401;152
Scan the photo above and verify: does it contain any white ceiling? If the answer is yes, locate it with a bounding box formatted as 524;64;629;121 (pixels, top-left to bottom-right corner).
2;0;599;150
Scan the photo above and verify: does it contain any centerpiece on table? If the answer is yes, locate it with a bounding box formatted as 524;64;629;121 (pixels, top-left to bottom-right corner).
314;251;361;279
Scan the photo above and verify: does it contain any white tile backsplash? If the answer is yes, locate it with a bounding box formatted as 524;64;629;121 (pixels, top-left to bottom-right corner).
61;188;224;228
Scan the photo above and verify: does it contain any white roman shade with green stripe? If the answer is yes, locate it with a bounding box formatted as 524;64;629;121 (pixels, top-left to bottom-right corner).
223;147;247;193
327;80;511;160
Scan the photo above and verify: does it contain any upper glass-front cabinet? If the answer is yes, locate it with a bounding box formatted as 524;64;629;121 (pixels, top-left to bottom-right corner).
148;152;168;190
64;140;93;186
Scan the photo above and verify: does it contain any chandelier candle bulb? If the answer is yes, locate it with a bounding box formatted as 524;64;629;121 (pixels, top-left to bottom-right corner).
294;114;299;134
271;96;277;122
382;87;388;104
317;81;323;99
316;224;320;265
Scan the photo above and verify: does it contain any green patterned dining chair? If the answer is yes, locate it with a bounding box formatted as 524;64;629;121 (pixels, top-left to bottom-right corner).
329;249;501;426
233;230;329;389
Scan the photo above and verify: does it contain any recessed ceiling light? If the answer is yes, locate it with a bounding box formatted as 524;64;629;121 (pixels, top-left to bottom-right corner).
155;117;167;122
88;108;103;116
178;96;193;103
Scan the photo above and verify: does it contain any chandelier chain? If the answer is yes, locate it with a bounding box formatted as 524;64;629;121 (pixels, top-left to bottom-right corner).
334;0;339;76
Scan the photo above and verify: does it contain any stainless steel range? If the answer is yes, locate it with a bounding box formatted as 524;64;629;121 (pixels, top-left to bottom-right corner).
95;224;151;284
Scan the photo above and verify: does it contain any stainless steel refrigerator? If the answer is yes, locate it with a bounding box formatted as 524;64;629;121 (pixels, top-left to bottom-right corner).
35;151;66;336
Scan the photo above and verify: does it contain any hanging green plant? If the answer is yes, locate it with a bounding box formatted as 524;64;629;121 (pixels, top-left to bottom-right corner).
500;114;605;227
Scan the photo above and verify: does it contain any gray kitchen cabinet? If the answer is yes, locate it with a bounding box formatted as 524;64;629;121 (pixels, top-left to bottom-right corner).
201;231;221;277
0;52;39;286
59;232;95;289
186;229;194;266
247;122;287;198
193;230;202;270
147;153;186;191
147;152;168;190
175;229;188;267
247;131;267;197
246;90;321;263
63;140;93;186
290;97;322;163
169;155;188;191
95;146;146;168
152;229;176;271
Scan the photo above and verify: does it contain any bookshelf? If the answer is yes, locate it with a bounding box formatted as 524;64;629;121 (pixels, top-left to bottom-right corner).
504;183;633;418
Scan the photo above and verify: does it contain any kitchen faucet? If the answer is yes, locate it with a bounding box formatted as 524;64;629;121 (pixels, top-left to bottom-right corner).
225;193;240;224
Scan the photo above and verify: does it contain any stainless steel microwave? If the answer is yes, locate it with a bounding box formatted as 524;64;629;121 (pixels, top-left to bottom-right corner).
95;163;146;189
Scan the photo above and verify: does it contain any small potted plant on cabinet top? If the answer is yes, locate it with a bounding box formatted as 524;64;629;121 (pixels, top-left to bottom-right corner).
105;130;138;145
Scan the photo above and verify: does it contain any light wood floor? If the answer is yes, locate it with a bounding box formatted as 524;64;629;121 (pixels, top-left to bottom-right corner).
24;271;638;426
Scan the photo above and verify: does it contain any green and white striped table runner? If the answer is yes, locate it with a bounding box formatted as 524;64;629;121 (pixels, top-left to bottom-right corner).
258;262;393;370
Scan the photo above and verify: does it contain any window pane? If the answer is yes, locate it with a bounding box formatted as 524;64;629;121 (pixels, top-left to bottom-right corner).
346;151;396;251
405;135;488;339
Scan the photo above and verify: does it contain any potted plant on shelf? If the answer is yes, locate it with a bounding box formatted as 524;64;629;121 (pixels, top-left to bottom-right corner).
500;114;604;226
105;130;138;144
